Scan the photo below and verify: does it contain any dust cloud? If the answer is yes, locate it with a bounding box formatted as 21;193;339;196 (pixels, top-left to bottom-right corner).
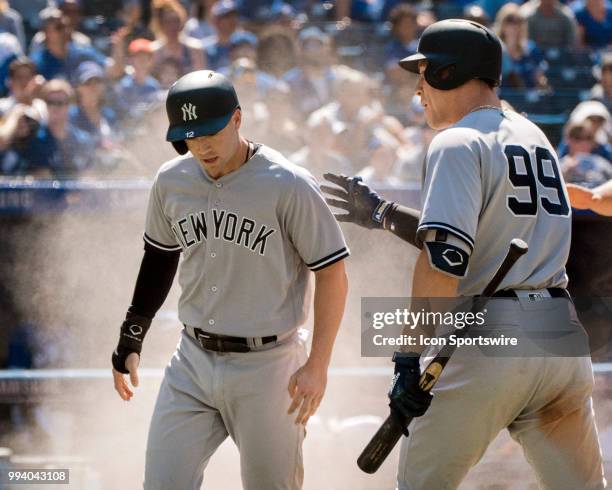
0;102;609;489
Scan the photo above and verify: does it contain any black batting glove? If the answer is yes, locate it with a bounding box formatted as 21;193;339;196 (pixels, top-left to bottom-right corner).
321;173;396;230
388;352;433;429
111;311;152;374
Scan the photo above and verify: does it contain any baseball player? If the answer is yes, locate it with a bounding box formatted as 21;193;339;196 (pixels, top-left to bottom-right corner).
323;20;605;490
111;70;349;490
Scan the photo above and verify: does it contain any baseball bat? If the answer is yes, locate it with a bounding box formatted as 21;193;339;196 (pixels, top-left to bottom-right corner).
357;238;529;474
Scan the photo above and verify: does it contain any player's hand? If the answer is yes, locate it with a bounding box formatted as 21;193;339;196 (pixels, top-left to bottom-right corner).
388;353;433;422
287;361;328;425
112;352;140;401
566;183;601;210
321;173;395;229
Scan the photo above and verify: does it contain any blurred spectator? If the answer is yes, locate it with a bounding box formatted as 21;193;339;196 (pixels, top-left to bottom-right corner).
495;3;547;89
242;1;297;29
590;51;612;112
479;0;520;20
0;57;46;119
69;61;118;149
29;0;91;54
520;0;578;49
150;0;205;75
463;4;491;26
185;0;216;40
221;33;286;98
397;95;436;181
29;7;111;81
0;31;22;93
152;56;182;88
114;38;162;122
560;120;612;186
283;27;337;119
290;107;351;180
117;0;154;42
0;0;25;50
357;128;403;186
34;78;93;175
257;26;296;78
311;66;403;171
0;79;93;178
237;0;286;21
0;103;48;176
570;99;612;144
572;0;612;51
559;100;612;159
384;5;418;85
336;0;386;22
203;0;241;70
226;30;257;64
225;59;272;142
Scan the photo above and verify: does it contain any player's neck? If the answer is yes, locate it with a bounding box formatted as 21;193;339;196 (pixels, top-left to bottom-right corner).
206;137;249;179
456;90;501;124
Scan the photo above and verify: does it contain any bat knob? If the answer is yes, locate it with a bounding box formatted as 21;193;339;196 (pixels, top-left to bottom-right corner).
510;238;528;256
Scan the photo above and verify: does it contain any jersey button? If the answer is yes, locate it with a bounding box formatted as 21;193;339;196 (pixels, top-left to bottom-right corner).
208;319;215;326
214;200;220;206
215;182;222;188
211;286;218;292
210;252;216;258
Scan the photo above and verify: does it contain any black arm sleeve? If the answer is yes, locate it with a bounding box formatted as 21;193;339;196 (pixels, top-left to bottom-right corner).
384;204;422;249
128;242;181;319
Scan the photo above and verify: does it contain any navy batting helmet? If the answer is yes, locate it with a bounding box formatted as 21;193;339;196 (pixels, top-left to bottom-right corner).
399;19;502;90
166;70;240;155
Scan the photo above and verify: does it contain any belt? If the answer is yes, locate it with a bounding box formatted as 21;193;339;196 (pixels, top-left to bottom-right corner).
491;287;571;300
184;325;292;353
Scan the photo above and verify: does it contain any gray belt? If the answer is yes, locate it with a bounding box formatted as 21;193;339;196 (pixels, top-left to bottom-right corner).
184;325;296;353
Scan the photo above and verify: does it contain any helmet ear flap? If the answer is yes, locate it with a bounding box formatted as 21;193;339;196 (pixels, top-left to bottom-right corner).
426;63;459;90
172;140;188;155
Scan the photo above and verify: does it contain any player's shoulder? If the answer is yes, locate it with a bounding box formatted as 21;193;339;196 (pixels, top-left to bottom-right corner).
502;109;552;143
154;153;201;182
428;125;481;157
253;143;318;188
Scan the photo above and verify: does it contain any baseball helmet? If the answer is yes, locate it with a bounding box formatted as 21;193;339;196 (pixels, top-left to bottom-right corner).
399;19;502;90
166;70;240;155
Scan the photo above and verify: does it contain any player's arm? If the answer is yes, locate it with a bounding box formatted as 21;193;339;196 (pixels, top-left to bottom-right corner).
113;176;182;400
288;259;348;424
386;246;460;423
284;170;350;425
567;181;612;216
390;131;479;422
321;173;422;247
412;246;459;297
112;244;180;401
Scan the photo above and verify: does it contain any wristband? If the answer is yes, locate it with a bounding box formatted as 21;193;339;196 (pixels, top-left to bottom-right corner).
373;200;396;227
111;312;152;374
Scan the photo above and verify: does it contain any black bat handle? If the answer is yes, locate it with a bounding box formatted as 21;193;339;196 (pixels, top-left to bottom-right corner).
357;412;409;473
481;238;528;297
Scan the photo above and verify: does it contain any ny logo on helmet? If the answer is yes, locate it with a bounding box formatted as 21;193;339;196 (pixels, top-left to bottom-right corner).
181;102;197;121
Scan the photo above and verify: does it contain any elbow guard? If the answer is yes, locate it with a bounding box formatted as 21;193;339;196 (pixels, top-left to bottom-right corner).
423;229;470;278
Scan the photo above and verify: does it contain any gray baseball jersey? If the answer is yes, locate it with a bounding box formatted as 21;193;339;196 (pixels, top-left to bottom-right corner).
416;108;571;296
143;143;349;336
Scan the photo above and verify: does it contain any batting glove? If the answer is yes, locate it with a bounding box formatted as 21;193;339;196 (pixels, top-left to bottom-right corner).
321;173;396;229
388;352;433;427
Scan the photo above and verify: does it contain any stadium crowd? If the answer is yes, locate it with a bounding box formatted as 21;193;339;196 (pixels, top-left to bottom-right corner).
0;0;609;186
